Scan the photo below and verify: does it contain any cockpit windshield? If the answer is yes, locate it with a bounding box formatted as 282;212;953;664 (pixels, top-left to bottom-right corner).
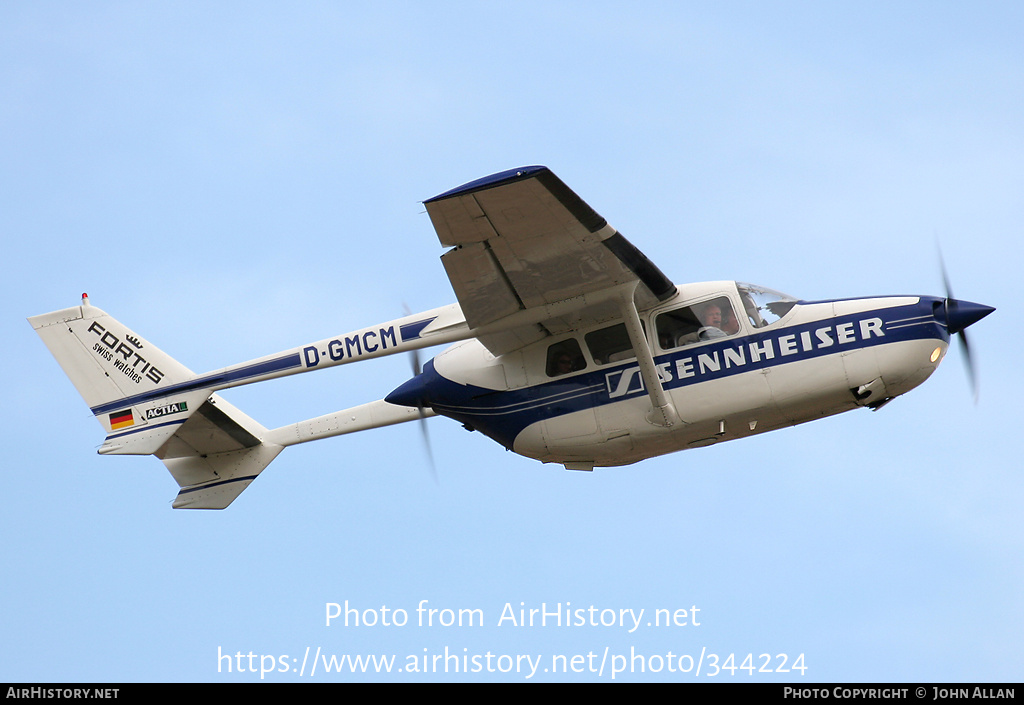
737;282;797;328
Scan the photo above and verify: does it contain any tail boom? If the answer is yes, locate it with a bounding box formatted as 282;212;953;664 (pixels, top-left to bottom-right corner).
29;297;446;509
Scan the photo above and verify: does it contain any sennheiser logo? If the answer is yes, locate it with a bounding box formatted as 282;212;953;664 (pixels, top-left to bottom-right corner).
606;367;645;399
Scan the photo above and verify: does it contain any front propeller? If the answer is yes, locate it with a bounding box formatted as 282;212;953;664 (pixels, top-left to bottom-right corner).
939;254;995;402
402;302;438;484
408;347;438;482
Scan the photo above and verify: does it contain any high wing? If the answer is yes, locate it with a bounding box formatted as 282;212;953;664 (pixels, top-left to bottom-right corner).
424;166;676;355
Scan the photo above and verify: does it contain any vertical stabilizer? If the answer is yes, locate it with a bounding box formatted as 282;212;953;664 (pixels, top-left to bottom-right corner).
29;298;281;509
28;299;195;436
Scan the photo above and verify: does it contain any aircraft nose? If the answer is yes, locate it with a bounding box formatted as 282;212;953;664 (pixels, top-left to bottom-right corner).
944;298;995;335
385;376;426;408
385;358;444;407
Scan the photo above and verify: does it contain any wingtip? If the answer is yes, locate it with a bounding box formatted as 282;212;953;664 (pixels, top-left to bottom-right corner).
425;165;549;203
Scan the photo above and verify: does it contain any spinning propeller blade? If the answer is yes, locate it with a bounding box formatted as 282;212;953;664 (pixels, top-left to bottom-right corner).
938;250;995;403
405;306;438;482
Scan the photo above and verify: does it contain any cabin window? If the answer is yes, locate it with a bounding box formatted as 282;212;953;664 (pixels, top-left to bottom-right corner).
656;296;739;350
585;323;636;365
546;339;587;377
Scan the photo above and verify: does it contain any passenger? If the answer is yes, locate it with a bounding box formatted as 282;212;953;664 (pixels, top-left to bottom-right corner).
553;353;576;375
550;348;585;376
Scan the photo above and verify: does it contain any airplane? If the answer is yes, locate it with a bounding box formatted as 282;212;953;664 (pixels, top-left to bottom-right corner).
28;165;995;509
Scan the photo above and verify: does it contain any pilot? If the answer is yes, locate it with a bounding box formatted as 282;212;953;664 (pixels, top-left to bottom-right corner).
697;302;727;340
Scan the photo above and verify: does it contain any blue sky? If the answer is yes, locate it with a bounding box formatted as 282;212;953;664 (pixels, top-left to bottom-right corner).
2;1;1021;682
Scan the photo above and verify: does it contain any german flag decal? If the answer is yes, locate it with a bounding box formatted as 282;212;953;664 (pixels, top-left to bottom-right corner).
109;409;135;431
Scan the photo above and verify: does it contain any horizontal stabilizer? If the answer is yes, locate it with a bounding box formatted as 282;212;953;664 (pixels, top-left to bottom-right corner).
158;395;277;509
168;443;283;509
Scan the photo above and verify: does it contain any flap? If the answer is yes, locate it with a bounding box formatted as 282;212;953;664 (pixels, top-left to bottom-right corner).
425;166;675;354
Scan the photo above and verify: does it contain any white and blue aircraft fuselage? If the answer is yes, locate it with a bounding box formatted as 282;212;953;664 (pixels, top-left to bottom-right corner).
388;286;964;468
29;166;993;508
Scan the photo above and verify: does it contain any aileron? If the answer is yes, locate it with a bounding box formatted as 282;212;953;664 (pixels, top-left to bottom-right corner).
424;166;675;353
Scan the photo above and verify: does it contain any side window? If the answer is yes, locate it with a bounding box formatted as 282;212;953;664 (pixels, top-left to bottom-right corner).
656;297;739;350
546;339;587;377
585;323;635;366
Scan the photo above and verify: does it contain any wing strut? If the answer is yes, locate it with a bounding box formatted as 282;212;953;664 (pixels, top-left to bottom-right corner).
618;285;679;427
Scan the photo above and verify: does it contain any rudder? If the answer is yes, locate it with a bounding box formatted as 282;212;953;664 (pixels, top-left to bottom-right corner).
29;296;280;509
29;296;197;444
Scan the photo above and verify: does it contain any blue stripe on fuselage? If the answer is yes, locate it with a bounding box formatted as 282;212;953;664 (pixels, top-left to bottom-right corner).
413;297;947;448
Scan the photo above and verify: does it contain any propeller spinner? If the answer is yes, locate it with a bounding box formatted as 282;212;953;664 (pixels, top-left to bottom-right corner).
939;256;995;402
